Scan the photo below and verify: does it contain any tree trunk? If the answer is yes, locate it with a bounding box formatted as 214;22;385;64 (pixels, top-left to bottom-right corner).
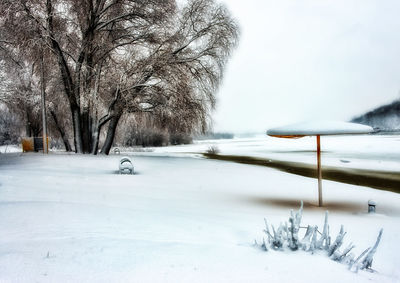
50;109;72;152
81;108;92;153
91;124;100;155
46;0;83;153
100;113;122;155
91;116;111;155
91;119;106;155
93;87;121;155
81;47;95;154
72;107;83;153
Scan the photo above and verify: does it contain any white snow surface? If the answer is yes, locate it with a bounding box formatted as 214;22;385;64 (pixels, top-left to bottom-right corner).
267;121;373;136
0;144;22;154
1;136;400;282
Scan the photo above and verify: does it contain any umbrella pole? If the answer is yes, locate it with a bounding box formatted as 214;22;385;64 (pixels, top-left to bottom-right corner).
317;135;322;207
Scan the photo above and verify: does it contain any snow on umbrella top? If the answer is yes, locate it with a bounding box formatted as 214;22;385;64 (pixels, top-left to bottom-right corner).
267;121;373;137
267;121;374;207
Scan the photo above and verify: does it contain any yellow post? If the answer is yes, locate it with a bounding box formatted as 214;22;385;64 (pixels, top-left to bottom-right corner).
316;135;323;207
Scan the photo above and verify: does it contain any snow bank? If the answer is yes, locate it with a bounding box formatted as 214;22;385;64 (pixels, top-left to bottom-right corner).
0;144;22;154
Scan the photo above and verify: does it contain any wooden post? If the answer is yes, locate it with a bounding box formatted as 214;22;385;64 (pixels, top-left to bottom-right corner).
316;135;322;206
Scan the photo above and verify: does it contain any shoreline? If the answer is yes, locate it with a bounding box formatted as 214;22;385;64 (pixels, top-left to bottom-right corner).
203;153;400;194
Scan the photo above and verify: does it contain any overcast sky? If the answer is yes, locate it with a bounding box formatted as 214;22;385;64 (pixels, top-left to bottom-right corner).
212;0;400;133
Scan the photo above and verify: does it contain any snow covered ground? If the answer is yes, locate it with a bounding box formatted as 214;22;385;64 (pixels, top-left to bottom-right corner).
0;145;24;154
0;136;400;282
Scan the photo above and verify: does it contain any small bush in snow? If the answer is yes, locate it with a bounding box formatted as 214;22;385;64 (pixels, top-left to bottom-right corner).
255;201;383;273
206;145;220;154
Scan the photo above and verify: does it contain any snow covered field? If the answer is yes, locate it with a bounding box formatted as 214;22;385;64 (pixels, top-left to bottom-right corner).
0;136;400;282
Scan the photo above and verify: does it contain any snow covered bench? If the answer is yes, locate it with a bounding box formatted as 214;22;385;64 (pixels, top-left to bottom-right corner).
119;157;134;174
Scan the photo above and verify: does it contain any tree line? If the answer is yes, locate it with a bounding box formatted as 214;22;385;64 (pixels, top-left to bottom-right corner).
0;0;238;154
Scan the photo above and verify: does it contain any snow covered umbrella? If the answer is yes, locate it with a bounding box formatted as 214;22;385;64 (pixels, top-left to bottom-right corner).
267;121;373;207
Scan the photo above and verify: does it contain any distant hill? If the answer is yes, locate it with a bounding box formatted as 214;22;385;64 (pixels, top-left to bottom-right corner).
351;99;400;131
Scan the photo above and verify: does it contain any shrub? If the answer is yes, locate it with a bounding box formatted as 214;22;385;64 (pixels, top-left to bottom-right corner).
0;106;21;145
255;202;383;273
169;133;192;145
206;145;220;154
123;128;167;147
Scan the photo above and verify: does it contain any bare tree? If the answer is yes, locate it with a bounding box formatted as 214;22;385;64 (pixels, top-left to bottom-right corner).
0;0;239;154
0;43;73;151
1;0;176;152
97;0;239;154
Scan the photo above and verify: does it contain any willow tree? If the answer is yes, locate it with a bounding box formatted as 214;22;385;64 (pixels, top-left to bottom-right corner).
95;0;239;154
1;0;176;153
0;0;238;154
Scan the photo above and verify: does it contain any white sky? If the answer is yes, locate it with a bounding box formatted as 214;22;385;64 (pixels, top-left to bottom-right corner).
213;0;400;133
